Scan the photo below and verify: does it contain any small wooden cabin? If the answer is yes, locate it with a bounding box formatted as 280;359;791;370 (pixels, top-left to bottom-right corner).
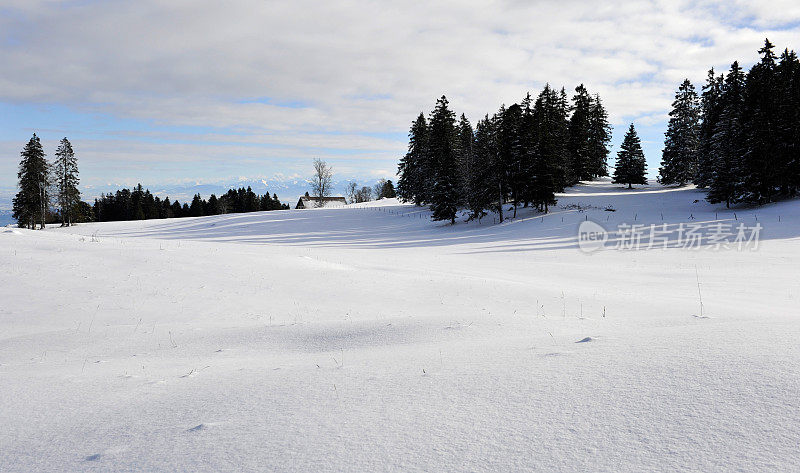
295;196;347;209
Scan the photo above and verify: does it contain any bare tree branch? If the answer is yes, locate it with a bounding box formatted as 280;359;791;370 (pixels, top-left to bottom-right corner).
309;158;333;207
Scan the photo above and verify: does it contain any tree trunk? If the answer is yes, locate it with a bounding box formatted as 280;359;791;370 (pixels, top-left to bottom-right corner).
497;182;504;223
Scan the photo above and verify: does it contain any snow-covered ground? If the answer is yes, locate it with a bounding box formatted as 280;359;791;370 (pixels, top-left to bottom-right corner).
1;179;799;472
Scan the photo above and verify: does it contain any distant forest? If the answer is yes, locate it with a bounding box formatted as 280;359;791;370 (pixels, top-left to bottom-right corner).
92;185;289;222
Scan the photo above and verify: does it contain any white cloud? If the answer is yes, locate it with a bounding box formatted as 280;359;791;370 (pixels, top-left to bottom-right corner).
1;0;798;184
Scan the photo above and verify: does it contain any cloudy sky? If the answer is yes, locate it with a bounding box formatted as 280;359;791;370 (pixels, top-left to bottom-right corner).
1;0;799;198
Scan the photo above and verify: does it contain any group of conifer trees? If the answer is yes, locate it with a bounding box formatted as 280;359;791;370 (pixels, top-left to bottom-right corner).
12;133;290;228
13;134;84;229
397;84;613;223
92;186;289;222
658;39;800;207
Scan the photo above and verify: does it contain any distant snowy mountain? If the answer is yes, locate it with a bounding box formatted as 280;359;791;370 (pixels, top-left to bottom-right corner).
0;209;14;227
81;176;379;205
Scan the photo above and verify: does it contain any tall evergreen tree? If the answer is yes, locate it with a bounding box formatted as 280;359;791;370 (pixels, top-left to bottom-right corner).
189;193;205;217
776;48;800;196
13;133;50;229
397;113;429;205
499;103;524;217
53;137;80;226
740;39;779;203
613;124;648;189
427;96;460;224
463;115;497;221
455;114;474;208
530;84;565;212
143;190;158;219
517;93;538;208
567;84;592;183
695;68;724;188
707;62;746;207
586;94;612;178
659;79;701;185
131;184;146;220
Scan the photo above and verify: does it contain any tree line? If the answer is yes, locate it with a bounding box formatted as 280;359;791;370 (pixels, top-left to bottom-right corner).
12;133;289;228
92;185;289;222
658;39;800;207
397;84;614;223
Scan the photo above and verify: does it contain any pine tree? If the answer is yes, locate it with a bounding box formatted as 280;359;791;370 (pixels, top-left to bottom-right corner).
586;94;612;178
397;113;429;205
207;194;220;215
53;137;80;226
554;87;572;190
427;96;460;224
517;92;538;208
696;68;724;188
13;133;50;229
244;186;259;212
162;197;173;218
659;79;701;185
613;124;647;189
190;193;205;217
499;103;524;217
740;39;779;203
455;114;475;208
143;190;158;219
707;62;746;207
463;115;496;221
568;84;592;183
776;48;800;196
530;84;565;212
131;184;146;220
172;200;183;218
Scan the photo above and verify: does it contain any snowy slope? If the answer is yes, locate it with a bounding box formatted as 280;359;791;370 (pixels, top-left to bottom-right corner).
1;179;799;472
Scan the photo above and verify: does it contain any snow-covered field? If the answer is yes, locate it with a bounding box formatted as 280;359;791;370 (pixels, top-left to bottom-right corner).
1;179;799;472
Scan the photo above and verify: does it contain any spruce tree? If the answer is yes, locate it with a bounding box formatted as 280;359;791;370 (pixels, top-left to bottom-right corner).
776;48;800;196
143;190;158;219
554;87;572;189
12;133;50;229
530;84;565;212
427;96;459;224
397;113;429;205
464;115;496;221
455;113;475;208
162;197;173;218
190;193;205;217
53;137;80;226
172;200;183;218
659;79;700;185
740;39;779;203
586;94;612;178
131;184;145;220
568;84;592;183
517;93;538;207
613;124;647;189
696;68;724;188
707;61;746;207
207;194;220;215
499;103;524;217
